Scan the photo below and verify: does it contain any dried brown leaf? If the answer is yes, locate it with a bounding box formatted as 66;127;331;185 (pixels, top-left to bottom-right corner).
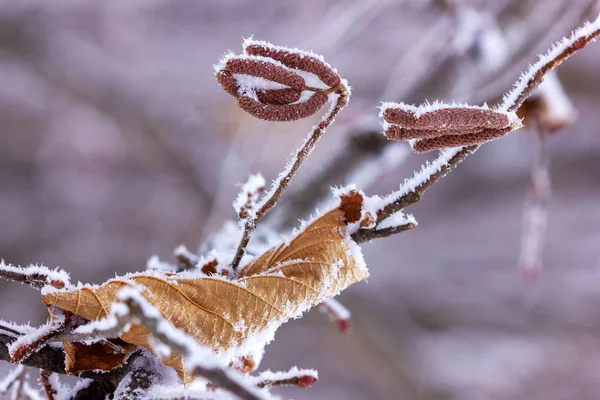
42;207;368;381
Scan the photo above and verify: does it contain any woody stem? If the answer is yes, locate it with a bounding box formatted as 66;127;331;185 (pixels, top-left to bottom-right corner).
230;85;349;272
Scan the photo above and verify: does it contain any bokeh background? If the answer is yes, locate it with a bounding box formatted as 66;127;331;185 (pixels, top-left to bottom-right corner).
1;0;600;399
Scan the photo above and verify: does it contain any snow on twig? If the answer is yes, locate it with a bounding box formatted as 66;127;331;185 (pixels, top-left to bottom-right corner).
0;320;35;338
40;371;59;400
233;174;266;221
53;303;132;346
371;13;600;233
229;86;350;272
214;39;350;272
8;322;60;364
0;260;70;290
500;13;600;113
250;366;318;389
116;288;268;400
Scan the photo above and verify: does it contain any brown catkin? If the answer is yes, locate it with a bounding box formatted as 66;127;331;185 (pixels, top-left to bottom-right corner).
384;125;481;140
216;70;239;97
245;44;341;88
418;108;510;130
382;108;417;125
412;127;511;152
237;92;328;122
256;88;302;105
226;58;305;91
384;107;510;130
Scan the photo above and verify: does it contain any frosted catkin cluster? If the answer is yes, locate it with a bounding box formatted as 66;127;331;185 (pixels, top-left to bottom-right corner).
214;39;341;121
380;101;522;152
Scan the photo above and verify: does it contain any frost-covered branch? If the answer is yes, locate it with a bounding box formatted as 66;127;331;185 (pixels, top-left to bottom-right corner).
369;13;600;233
499;13;600;113
234;174;266;221
0;261;70;290
50;287;268;399
40;370;58;400
0;320;165;399
274;133;408;230
230;90;349;272
216;40;351;271
52;308;131;347
9;322;64;365
117;288;268;400
352;218;417;244
251;367;318;389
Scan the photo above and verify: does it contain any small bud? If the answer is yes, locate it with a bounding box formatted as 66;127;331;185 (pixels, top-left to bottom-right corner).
297;375;318;388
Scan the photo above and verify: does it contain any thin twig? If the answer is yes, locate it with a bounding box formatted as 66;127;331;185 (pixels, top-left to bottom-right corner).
40;370;57;400
352;222;417;244
266;2;523;230
273;132;393;229
255;371;318;389
0;262;69;290
0;323;26;337
367;14;600;233
230;86;350;271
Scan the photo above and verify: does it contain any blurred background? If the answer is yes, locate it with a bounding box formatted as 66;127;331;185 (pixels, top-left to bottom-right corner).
1;0;600;399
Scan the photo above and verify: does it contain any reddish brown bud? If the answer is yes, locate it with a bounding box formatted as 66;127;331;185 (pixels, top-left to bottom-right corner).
256;88;302;105
225;58;305;91
245;43;340;88
573;37;587;50
339;190;363;224
200;259;219;275
237;92;328;122
297;375;318;388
